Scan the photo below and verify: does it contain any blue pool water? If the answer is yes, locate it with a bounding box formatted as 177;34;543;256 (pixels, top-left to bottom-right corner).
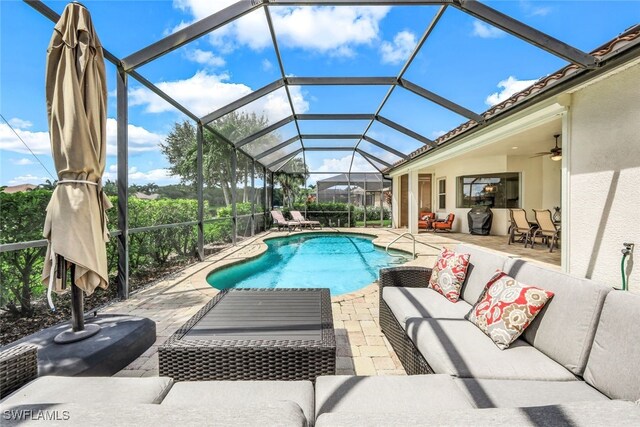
207;233;409;295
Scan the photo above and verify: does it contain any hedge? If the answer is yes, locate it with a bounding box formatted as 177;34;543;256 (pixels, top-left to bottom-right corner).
1;192;360;316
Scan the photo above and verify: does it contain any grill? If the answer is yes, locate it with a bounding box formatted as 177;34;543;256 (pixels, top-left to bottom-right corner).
468;206;493;235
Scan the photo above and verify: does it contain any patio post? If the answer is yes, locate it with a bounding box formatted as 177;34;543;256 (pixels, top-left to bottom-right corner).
263;166;267;231
231;149;237;245
364;178;367;228
380;175;384;227
392;176;401;228
251;159;255;236
116;66;129;300
270;171;274;212
347;173;351;228
408;170;420;234
196;123;204;260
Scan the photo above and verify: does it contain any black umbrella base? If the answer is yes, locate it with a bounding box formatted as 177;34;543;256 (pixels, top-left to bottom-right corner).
53;323;101;344
1;314;156;377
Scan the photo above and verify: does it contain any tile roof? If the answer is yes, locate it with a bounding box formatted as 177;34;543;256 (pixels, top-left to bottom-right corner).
386;24;640;172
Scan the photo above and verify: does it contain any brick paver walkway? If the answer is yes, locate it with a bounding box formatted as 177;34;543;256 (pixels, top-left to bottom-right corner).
106;228;558;378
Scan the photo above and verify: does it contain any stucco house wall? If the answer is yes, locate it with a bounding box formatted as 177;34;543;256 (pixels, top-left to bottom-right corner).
568;62;640;291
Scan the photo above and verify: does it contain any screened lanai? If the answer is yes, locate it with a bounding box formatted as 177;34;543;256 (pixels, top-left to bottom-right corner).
9;0;605;298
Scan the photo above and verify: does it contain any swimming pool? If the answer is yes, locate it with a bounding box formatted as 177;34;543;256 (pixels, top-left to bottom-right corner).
207;233;410;295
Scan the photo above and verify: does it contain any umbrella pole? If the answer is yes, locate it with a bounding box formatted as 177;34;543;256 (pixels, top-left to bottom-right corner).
54;259;101;344
70;265;84;332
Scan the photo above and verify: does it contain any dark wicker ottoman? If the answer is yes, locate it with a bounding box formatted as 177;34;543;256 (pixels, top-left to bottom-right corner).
159;288;336;382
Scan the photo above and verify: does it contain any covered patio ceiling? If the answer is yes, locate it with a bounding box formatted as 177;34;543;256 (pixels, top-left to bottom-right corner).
26;0;599;176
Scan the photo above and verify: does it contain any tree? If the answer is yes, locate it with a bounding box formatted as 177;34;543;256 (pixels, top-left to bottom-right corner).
160;113;276;206
274;158;309;208
130;183;159;195
38;179;57;190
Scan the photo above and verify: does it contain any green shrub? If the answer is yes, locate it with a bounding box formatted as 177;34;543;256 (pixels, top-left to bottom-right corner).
352;206;391;222
0;190;51;316
287;202;355;227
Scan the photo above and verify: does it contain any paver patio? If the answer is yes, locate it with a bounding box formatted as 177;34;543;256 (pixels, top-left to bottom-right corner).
105;228;559;378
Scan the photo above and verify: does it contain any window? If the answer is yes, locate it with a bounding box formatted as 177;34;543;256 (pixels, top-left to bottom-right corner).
457;173;520;209
437;178;446;210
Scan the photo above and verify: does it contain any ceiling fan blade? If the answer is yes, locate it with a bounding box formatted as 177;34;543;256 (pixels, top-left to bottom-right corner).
529;153;550;158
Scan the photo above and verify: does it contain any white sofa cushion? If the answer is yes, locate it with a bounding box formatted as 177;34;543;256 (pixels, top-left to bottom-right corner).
584;291;640;401
161;380;314;426
314;401;640;427
0;376;173;406
0;401;307;427
405;318;576;381
315;374;473;417
455;378;608;408
383;287;472;328
503;258;611;376
455;244;510;305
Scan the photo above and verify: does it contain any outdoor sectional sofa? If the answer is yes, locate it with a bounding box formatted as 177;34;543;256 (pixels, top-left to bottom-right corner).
1;243;639;426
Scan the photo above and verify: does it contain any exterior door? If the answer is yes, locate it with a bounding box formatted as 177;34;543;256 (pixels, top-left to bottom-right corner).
418;174;432;213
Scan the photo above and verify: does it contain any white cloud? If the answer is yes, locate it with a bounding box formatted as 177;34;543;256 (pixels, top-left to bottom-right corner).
128;70;308;120
0;122;50;155
185;49;225;68
472;21;505;39
172;1;390;57
520;1;551;17
485;76;537;106
103;164;180;185
261;59;274;72
8;174;49;185
11;158;35;165
8;118;33;128
105;118;166;156
1;118;165;157
316;155;377;173
430;130;447;139
380;30;417;65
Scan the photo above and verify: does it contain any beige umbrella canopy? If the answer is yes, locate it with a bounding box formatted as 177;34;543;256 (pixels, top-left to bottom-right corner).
42;2;112;303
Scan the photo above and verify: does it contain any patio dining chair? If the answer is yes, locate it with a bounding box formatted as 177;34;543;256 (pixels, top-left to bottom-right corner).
270;210;299;232
508;208;535;247
290;210;322;229
532;209;560;253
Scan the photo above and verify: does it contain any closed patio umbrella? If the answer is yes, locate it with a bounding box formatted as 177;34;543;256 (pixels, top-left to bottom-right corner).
42;2;112;343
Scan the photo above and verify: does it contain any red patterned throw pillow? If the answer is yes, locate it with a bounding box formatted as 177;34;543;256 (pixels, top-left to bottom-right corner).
428;248;470;302
466;271;554;350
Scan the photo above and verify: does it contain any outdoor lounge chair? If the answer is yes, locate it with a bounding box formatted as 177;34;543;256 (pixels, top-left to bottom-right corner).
270;210;299;231
432;213;454;232
290;210;322;229
508;208;535;247
532;209;560;252
418;211;435;230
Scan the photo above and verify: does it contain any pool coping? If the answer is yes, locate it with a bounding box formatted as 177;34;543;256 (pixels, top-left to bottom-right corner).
203;229;413;301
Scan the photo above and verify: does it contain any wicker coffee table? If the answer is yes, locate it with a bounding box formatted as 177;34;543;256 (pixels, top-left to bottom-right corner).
159;288;336;381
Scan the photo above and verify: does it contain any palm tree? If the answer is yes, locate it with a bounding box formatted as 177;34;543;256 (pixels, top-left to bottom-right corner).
274;158;308;208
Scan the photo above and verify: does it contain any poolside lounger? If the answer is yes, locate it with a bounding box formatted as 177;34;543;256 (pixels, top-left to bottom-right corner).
290;210;322;229
270;210;300;231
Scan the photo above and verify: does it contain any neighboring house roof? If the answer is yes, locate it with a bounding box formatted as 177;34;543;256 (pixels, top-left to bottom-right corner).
386;24;640;172
133;192;160;200
1;184;38;193
317;173;391;192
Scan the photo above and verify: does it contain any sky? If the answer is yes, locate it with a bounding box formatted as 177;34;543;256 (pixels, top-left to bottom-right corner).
1;0;638;187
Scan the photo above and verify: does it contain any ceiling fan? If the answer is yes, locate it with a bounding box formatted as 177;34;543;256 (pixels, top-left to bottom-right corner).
531;134;562;161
